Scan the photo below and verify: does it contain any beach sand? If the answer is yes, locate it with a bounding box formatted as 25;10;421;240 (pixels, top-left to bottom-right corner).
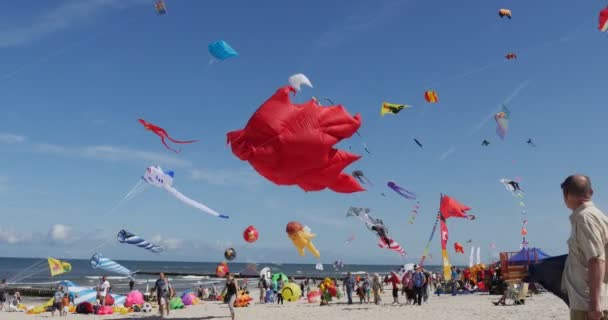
1;288;569;320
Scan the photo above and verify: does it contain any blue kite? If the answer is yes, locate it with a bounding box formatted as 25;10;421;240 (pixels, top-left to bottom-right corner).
117;229;163;254
208;40;238;61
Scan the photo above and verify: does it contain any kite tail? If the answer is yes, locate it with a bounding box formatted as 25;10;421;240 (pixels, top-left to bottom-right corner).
164;185;229;219
166;136;198;144
160;136;181;153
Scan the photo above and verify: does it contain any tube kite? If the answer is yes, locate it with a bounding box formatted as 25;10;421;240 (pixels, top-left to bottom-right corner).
90;253;135;278
494;105;510;140
387;181;417;200
117;230;163;254
286;221;320;258
381;102;409;116
288;74;312;91
138;119;197;153
143;166;229;219
424;90;438;103
600;7;608;32
208;40;238;60
154;0;167;15
227;86;364;193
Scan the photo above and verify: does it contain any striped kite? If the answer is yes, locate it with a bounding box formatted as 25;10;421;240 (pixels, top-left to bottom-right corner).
90;253;135;278
117;230;163;254
424;90;438;103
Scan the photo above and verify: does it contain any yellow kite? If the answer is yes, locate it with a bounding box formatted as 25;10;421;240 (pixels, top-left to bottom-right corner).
380;102;410;116
48;257;72;277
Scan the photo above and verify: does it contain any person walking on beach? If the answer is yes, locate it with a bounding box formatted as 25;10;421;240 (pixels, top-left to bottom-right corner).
385;271;400;305
0;279;7;311
372;273;382;305
413;267;425;306
155;273;172;318
451;266;458;296
363;274;371;303
129;279;135;292
97;276;110;306
224;273;239;320
51;285;64;317
344;272;356;305
258;275;268;304
560;175;608;320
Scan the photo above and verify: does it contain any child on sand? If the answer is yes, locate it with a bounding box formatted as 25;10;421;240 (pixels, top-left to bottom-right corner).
61;293;69;316
356;281;365;304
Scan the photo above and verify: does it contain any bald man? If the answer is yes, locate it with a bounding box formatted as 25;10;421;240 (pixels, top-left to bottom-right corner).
561;175;608;320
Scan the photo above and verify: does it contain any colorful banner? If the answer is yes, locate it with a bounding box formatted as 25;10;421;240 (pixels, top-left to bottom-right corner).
440;218;451;280
48;257;71;277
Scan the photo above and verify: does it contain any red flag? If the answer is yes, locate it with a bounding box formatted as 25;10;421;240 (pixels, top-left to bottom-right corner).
440;194;472;219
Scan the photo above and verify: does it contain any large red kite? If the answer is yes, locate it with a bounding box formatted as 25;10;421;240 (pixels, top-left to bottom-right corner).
227;86;364;193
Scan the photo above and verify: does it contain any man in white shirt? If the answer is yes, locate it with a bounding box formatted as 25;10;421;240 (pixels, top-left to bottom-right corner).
98;276;110;306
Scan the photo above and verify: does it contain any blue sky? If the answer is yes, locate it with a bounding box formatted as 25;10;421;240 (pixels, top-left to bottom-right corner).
0;0;606;266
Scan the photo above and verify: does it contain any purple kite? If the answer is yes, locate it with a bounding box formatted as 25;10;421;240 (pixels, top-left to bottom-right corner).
387;181;417;200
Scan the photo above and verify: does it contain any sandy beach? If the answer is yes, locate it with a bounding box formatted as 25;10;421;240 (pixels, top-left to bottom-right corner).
0;288;569;320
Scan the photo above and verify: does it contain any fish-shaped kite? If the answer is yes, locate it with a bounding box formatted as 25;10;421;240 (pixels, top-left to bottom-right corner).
117;229;163;253
454;242;464;254
499;9;512;19
90;253;135;278
424;90;438;103
143;166;229;219
599;7;608;32
381;102;409;116
413;138;423;149
505;53;517;60
138;119;197;153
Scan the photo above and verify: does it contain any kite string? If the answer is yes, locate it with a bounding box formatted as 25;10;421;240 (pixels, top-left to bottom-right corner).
419;213;440;267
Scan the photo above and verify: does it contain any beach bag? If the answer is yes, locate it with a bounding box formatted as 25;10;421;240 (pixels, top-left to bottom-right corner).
76;301;94;314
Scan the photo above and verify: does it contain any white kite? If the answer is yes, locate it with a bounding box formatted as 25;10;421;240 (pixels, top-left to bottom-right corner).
288;73;313;91
143;166;229;219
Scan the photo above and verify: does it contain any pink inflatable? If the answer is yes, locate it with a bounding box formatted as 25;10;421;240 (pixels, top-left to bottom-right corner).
96;306;114;315
125;290;144;307
181;292;196;306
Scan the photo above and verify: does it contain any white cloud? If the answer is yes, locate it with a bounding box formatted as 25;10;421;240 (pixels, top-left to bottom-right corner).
48;224;73;242
189;168;262;188
317;0;407;48
0;0;148;47
0;133;26;144
0;226;32;244
150;235;184;251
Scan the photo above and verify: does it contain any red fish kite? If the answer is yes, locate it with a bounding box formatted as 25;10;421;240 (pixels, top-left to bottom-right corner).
600;7;608;32
138;119;198;153
440;194;475;220
505;53;517;60
227;86;364;193
454;242;464;254
424;90;438;103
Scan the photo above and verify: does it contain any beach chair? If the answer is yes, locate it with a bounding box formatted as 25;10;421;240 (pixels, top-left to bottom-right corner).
513;283;529;305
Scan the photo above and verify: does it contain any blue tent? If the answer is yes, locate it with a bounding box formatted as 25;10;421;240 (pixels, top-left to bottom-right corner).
509;247;552;264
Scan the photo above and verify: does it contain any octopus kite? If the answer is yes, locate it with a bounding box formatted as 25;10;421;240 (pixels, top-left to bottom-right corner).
352;170;373;186
346;207;405;255
138;119;197;153
227;85;364;193
387;181;417;200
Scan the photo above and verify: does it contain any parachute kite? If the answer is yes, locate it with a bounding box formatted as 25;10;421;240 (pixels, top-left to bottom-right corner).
600;7;608;31
117;230;163;254
499;9;512;19
454;242;464;254
505;53;517;60
424;90;438;103
208;40;238;61
346;207;405;255
90;253;135;278
387;181;416;200
227;86;364;193
352;170;373;186
143;166;229;219
481;140;490;146
286;221;320;258
288;74;312;91
154;0;167;15
495;105;510;140
138;119;197;153
48;258;72;277
243;225;259;243
381;102;409;116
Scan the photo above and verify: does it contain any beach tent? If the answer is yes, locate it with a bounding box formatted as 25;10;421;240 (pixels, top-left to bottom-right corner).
508;247;551;265
529;254;568;306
